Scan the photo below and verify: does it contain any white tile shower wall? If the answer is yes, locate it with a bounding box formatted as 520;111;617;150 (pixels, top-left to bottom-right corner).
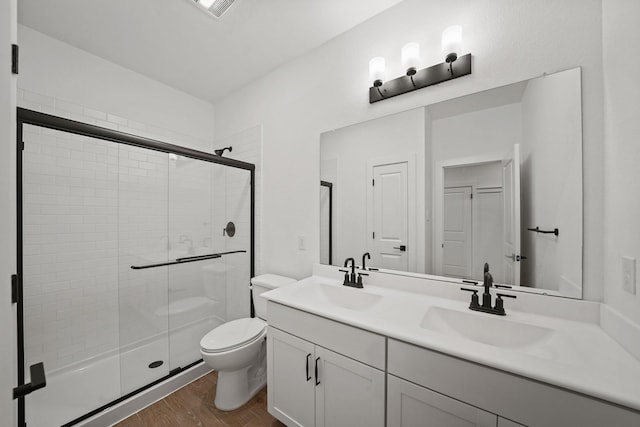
17;89;202;373
18;89;263;371
224;168;253;320
117;145;169;348
18;88;213;151
214;125;263;278
22;125;120;372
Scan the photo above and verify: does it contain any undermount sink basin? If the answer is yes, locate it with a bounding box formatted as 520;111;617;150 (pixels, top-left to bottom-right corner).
420;306;554;349
312;283;383;311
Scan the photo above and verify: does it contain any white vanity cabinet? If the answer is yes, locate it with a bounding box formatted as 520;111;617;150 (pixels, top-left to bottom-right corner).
387;374;498;427
267;302;386;427
268;327;315;427
388;338;640;427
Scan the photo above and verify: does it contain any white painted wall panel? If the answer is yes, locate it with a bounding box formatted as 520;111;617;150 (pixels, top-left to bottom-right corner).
603;0;640;325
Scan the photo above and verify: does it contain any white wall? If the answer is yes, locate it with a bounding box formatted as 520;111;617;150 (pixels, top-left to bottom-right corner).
602;0;640;324
520;69;583;296
0;0;18;423
320;108;425;272
18;25;215;149
431;103;522;165
213;0;605;302
444;162;502;189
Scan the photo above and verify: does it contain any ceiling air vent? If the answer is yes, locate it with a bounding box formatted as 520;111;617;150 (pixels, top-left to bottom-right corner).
193;0;238;19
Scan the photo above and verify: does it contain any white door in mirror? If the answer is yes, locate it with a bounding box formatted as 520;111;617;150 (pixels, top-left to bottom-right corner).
502;144;521;286
371;162;408;271
443;186;472;277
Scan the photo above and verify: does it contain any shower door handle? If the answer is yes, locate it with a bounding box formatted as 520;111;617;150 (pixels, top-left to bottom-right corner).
13;362;46;399
131;250;247;269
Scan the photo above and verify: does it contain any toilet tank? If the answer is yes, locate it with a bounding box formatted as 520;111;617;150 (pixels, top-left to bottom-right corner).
252;274;296;320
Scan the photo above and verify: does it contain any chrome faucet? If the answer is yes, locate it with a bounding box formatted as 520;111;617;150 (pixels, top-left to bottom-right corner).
461;262;516;315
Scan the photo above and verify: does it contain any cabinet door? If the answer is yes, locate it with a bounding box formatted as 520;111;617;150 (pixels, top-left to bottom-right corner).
267;327;316;427
315;346;385;427
387;375;497;427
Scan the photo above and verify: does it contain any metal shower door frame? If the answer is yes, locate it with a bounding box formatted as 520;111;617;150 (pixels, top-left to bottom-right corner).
14;107;256;427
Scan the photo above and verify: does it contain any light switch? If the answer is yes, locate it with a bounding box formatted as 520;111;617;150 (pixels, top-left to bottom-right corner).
298;235;306;251
622;256;636;295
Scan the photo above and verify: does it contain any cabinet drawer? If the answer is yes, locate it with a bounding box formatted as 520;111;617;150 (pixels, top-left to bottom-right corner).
268;301;385;370
388;339;640;427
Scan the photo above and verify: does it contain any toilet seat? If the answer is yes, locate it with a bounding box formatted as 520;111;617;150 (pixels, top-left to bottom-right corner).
200;318;266;354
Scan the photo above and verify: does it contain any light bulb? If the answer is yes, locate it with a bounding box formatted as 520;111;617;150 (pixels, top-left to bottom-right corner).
198;0;216;8
442;25;463;63
369;57;386;87
401;43;420;76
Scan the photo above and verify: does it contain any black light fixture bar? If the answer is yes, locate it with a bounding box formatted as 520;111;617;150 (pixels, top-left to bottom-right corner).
369;53;472;104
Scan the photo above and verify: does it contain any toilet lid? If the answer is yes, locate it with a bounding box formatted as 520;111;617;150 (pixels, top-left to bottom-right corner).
200;318;266;353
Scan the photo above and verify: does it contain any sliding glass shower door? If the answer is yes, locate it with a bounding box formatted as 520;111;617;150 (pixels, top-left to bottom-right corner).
17;109;254;427
117;144;171;394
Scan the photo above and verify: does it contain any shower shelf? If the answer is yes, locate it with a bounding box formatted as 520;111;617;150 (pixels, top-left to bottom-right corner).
131;250;247;270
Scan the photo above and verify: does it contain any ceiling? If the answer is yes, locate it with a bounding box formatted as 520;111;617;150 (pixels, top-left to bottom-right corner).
18;0;404;104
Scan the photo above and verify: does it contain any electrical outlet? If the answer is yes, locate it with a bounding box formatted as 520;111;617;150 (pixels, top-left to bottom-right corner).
622;256;636;295
297;235;306;251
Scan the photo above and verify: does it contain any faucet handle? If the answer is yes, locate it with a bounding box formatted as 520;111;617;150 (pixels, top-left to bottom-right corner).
496;293;516;299
461;287;480;308
339;269;350;285
494;293;516;315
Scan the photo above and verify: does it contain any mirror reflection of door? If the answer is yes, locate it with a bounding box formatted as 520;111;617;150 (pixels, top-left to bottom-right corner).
371;161;409;271
502;144;522;285
475;188;504;283
442;160;508;281
443;186;472;277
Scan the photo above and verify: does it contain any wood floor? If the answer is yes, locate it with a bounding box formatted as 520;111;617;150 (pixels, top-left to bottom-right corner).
114;371;286;427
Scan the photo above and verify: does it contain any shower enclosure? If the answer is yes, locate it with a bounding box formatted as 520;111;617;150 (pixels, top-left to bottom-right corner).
15;108;255;426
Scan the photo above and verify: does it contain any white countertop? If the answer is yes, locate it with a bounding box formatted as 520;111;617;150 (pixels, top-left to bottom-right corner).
263;274;640;412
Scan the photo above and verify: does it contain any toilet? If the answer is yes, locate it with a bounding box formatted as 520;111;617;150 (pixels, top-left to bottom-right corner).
200;273;296;411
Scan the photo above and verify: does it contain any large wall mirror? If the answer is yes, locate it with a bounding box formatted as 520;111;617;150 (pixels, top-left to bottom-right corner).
320;68;583;298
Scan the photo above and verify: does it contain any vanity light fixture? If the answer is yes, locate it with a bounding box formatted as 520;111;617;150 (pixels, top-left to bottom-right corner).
369;26;471;103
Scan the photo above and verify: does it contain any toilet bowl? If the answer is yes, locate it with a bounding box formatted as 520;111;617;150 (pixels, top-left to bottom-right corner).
200;274;296;411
